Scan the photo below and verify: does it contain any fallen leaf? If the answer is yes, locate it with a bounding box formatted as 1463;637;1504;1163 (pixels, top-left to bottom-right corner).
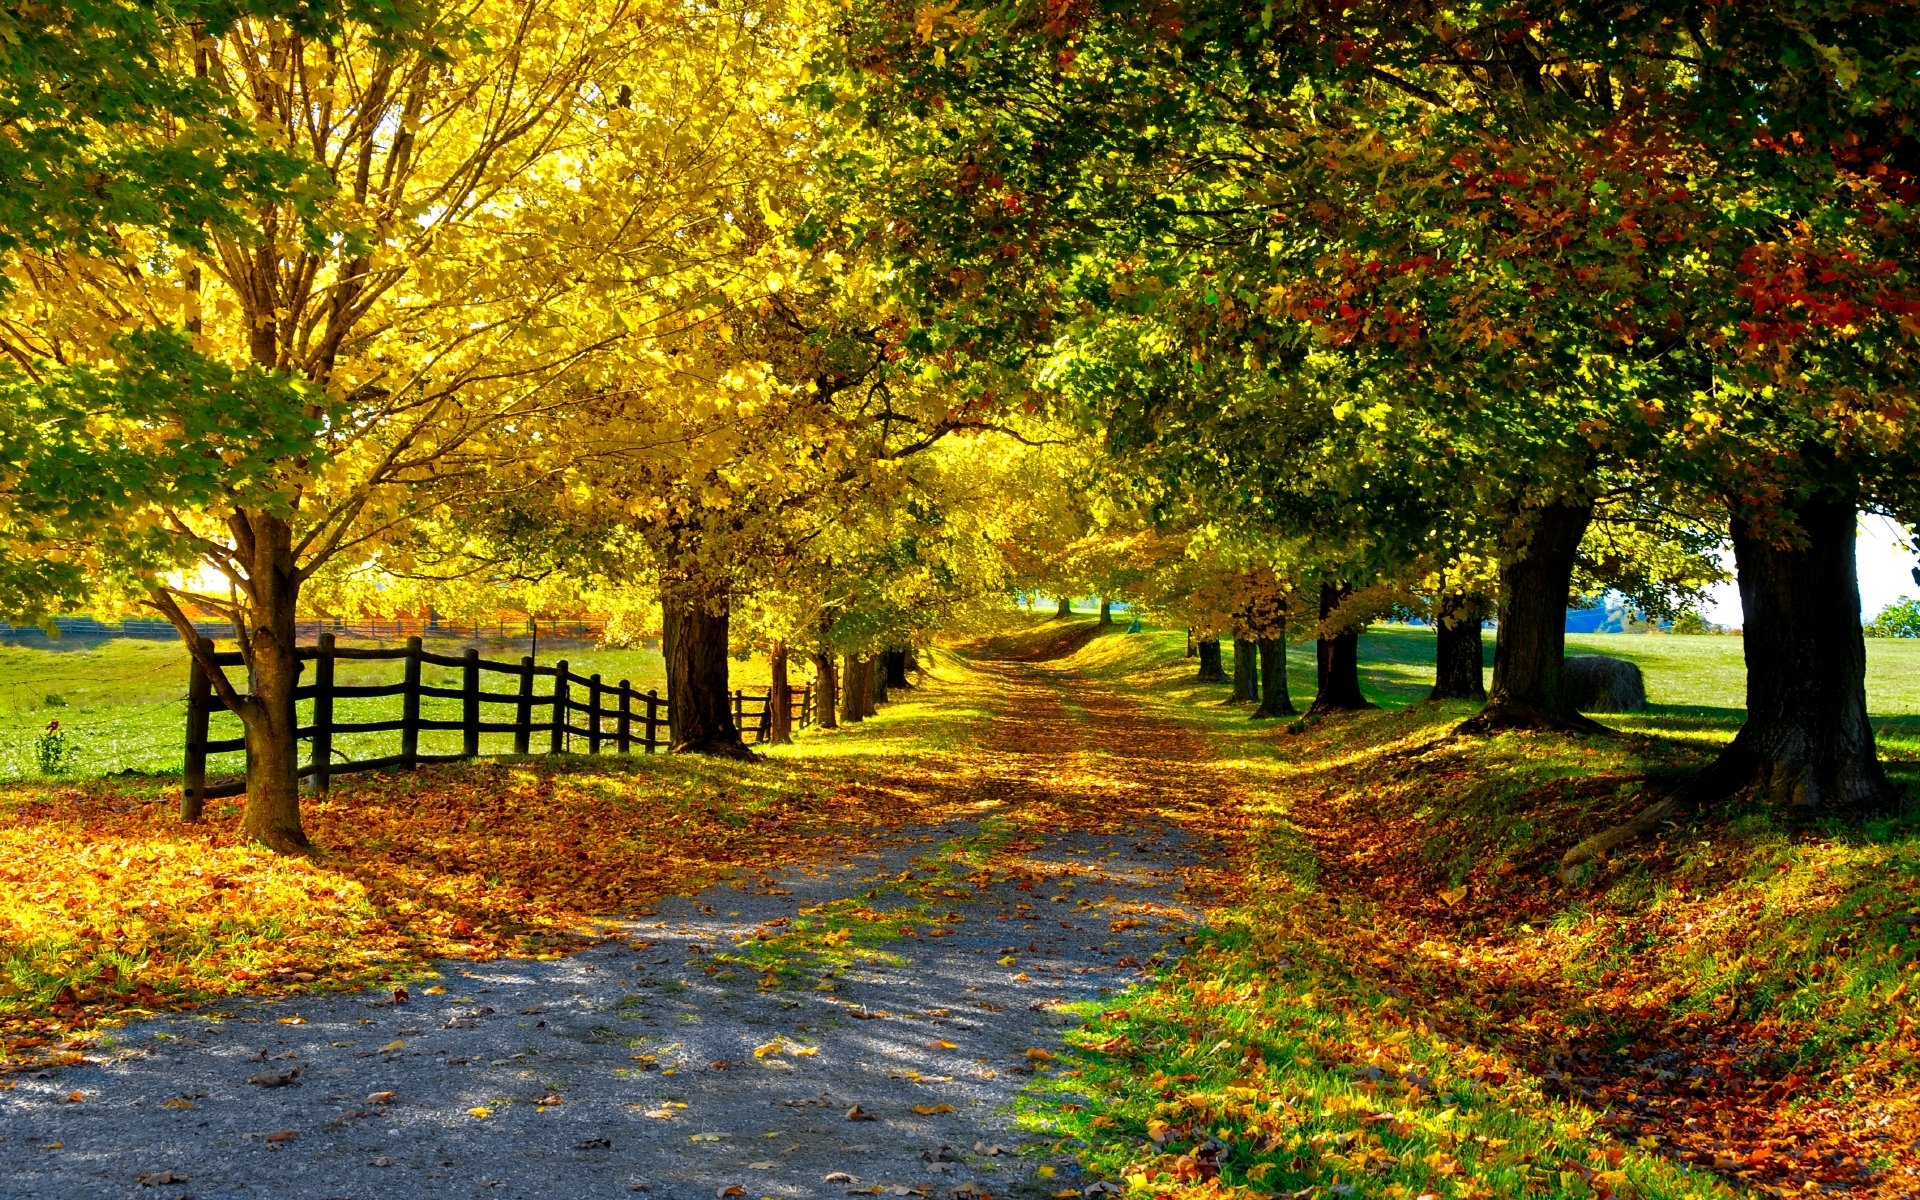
380;1039;406;1052
718;1187;746;1197
248;1068;301;1088
64;1090;84;1103
824;1172;859;1183
160;1098;195;1110
366;1091;397;1105
911;1103;954;1115
1025;1048;1054;1062
996;956;1018;967
748;1161;778;1170
136;1170;188;1186
930;1039;958;1050
265;1131;298;1144
423;984;447;995
467;1106;493;1119
846;1104;877;1121
691;1132;728;1142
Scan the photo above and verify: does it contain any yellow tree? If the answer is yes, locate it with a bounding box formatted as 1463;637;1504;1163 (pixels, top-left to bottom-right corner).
0;0;751;849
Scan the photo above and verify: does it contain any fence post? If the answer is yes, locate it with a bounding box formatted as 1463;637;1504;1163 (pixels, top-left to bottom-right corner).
514;656;534;754
732;688;743;733
802;684;813;728
644;688;660;752
400;635;422;768
462;647;480;759
182;637;212;821
551;659;570;755
311;633;335;795
588;673;603;754
758;692;772;743
617;679;633;753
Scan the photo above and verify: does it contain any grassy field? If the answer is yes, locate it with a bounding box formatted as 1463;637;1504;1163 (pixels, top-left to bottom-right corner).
7;625;1920;784
0;636;775;782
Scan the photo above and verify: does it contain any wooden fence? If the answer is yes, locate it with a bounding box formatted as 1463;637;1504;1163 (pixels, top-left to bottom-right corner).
184;634;815;806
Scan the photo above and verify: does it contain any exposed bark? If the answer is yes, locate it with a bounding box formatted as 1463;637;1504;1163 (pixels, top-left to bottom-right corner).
236;516;308;852
1310;582;1371;713
839;654;865;724
1099;600;1113;626
871;654;889;707
1186;629;1196;658
1230;638;1259;703
812;649;839;730
1253;634;1296;719
884;649;911;688
1430;594;1488;702
1685;494;1901;815
1054;596;1072;619
1461;501;1602;734
661;582;753;759
767;641;793;745
1196;637;1225;682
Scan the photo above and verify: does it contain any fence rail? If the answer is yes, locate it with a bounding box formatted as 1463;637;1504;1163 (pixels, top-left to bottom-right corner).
183;634;815;806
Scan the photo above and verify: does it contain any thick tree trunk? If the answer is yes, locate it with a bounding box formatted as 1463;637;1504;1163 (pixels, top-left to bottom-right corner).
1685;495;1901;816
1230;638;1259;702
661;583;753;759
839;654;865;724
1462;501;1598;733
1099;600;1113;626
767;641;793;745
884;648;910;689
871;654;888;707
1054;597;1072;619
812;649;839;730
1430;595;1488;702
1196;638;1225;682
236;513;308;853
1310;582;1371;713
1253;635;1295;718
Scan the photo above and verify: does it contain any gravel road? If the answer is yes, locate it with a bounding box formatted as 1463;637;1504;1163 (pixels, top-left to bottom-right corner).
0;820;1200;1200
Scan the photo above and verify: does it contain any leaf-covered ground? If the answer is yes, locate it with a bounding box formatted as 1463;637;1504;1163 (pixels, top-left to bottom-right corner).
7;620;1917;1198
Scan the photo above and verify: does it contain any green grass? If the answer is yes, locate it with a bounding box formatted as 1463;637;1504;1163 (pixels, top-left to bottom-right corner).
0;636;773;782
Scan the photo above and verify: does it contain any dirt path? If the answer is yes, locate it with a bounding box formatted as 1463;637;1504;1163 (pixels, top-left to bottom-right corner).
0;655;1216;1200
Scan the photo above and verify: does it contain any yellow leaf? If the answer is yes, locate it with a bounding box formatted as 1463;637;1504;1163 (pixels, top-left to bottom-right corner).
996;955;1018;967
911;1103;954;1115
467;1106;493;1119
161;1098;195;1110
1026;1047;1054;1062
423;984;447;995
930;1039;958;1050
381;1039;406;1052
752;1040;784;1058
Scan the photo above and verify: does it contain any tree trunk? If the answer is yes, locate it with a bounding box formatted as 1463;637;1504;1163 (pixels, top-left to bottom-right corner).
1430;595;1488;702
1310;582;1371;713
1683;495;1901;816
1253;635;1295;718
812;649;839;730
1186;629;1196;658
1196;637;1225;682
1462;501;1598;733
1231;638;1259;702
871;654;889;707
1099;600;1113;626
767;641;793;745
237;512;308;853
661;582;753;759
1055;596;1072;619
839;655;864;723
884;648;910;688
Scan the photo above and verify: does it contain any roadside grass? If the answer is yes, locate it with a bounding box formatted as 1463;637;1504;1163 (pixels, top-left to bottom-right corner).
1032;621;1920;1197
0;647;988;1066
0;636;775;781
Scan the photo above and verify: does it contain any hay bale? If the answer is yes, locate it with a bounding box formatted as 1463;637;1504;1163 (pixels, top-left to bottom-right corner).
1562;655;1647;713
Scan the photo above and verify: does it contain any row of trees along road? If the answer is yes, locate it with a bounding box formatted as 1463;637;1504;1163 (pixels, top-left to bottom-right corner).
809;0;1920;823
1;0;1916;851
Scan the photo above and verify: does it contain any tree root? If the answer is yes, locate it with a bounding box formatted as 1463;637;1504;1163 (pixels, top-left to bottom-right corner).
671;738;759;761
1456;702;1611;738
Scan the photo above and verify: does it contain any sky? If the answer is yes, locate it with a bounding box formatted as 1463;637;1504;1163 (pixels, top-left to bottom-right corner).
1697;515;1917;629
